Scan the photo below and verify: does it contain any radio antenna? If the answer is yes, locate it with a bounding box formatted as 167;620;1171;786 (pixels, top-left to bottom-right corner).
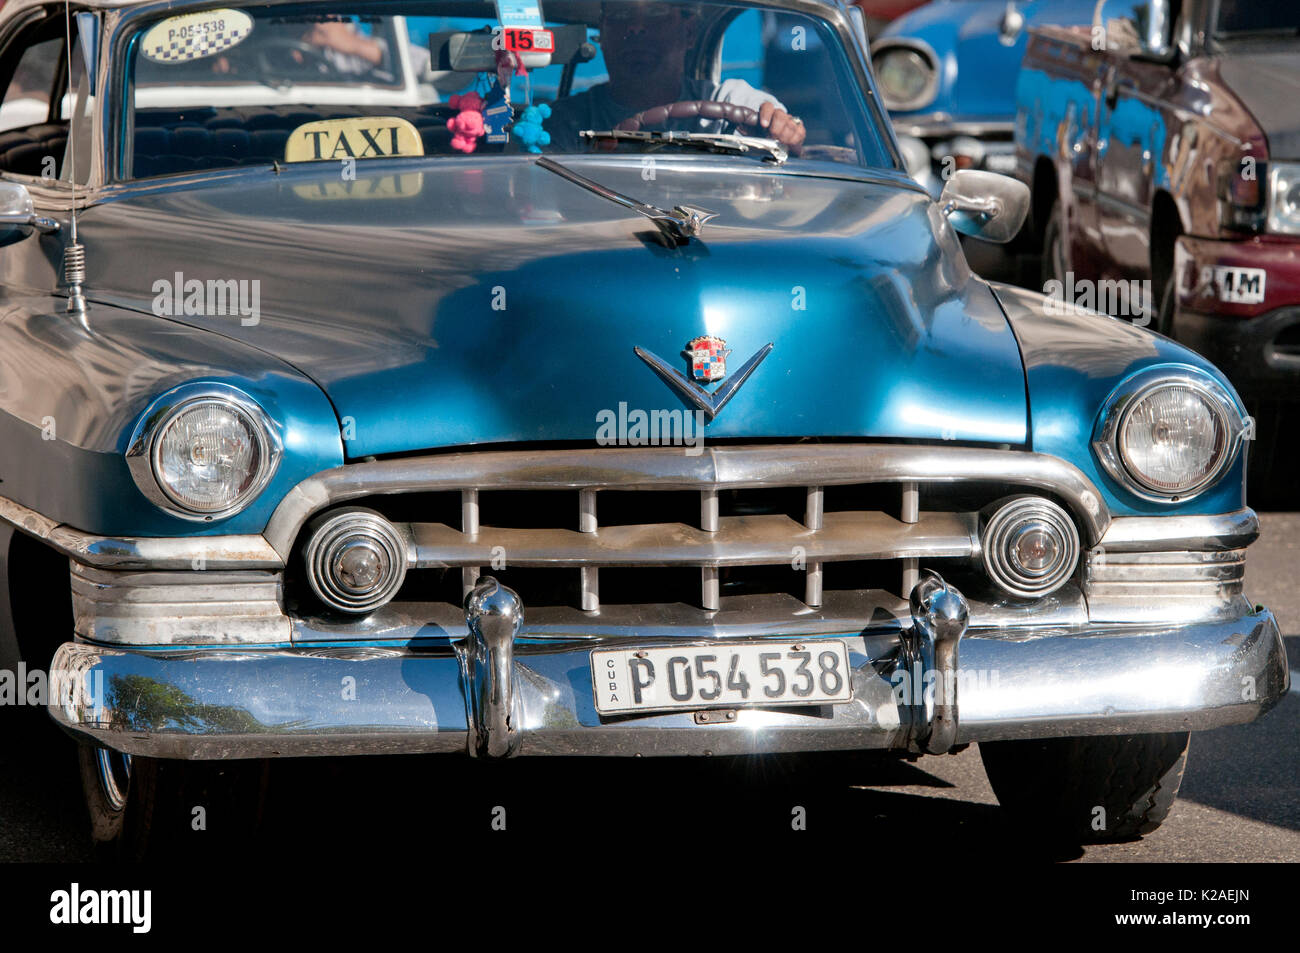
63;0;86;315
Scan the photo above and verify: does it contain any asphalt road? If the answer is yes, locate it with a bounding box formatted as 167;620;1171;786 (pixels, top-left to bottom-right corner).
2;516;1296;863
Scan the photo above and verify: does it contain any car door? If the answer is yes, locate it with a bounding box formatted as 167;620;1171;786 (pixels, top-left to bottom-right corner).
1092;0;1176;295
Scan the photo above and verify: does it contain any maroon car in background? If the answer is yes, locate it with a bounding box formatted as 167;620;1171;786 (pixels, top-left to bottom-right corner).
855;0;929;35
1015;0;1300;491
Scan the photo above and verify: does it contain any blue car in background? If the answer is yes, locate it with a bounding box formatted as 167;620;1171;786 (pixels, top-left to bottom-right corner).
872;0;1096;195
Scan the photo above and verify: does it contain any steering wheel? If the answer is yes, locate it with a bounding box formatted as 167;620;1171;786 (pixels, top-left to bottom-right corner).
254;38;348;81
615;100;762;135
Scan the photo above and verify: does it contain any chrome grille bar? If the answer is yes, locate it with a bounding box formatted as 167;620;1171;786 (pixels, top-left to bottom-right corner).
901;481;919;594
579;488;598;612
805;485;823;608
701;489;719;611
462;488;480;598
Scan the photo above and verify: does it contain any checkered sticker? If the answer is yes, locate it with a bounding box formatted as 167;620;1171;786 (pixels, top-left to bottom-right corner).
140;9;254;64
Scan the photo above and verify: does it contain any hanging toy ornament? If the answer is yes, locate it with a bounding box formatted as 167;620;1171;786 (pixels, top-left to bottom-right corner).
446;92;485;154
514;103;551;153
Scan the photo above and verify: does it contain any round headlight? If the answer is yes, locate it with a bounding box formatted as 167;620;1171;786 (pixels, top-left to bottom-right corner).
128;389;280;520
1119;385;1226;494
872;41;939;112
1095;371;1244;501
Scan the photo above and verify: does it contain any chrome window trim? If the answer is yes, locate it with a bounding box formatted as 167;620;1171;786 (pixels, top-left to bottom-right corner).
125;383;283;523
869;37;941;114
1092;367;1248;504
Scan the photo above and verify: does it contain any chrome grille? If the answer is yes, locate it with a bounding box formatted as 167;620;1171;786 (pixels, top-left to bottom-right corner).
269;444;1112;621
397;482;976;611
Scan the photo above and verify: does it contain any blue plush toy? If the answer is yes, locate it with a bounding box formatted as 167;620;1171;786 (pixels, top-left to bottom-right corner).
514;103;551;154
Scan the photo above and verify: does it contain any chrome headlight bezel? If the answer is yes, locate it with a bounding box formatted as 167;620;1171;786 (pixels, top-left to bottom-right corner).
870;38;941;113
1092;368;1247;503
1267;161;1300;236
126;384;282;522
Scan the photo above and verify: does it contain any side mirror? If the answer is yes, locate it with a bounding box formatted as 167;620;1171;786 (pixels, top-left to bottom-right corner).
939;169;1030;244
1093;0;1174;60
0;181;59;247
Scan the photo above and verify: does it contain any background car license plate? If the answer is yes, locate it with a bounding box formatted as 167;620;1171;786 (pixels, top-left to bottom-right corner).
591;641;852;715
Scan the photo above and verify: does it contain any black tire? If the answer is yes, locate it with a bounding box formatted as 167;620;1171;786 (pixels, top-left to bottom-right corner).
979;732;1189;843
1154;268;1176;336
1040;199;1068;290
78;742;270;861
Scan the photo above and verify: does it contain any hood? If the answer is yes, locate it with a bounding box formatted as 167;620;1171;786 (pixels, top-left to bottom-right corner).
81;157;1028;457
1218;50;1300;160
881;0;1097;120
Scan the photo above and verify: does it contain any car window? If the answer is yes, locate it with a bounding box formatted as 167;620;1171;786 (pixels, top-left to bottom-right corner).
120;0;890;180
0;37;61;133
0;17;92;185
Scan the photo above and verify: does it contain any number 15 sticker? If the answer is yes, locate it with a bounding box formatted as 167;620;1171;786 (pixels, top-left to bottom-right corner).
502;27;554;52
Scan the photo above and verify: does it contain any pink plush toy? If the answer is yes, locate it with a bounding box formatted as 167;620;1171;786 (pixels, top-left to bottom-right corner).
447;92;485;154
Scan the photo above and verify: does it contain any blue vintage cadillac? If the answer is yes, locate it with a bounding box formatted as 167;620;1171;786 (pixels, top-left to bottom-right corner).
872;0;1096;194
0;0;1285;858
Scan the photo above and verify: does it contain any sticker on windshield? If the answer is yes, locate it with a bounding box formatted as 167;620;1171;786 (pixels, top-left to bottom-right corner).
285;117;424;162
140;9;254;63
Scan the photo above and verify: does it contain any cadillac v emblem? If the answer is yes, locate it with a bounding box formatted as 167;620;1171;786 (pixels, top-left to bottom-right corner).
635;337;774;421
685;335;731;382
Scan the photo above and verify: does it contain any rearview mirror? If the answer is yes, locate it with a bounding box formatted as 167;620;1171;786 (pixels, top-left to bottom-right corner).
939;170;1030;244
0;182;59;247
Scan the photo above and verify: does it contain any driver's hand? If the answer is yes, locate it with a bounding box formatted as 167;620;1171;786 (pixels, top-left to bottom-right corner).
758;102;806;152
303;21;384;65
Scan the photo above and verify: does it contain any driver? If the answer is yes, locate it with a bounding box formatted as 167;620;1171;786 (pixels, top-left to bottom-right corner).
545;1;806;153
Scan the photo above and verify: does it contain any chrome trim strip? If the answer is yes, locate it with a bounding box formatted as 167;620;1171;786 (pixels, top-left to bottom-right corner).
0;494;283;570
261;444;1114;559
892;116;1016;140
1097;508;1258;552
71;563;291;645
289;586;1091;646
0;476;1257;612
49;607;1288;759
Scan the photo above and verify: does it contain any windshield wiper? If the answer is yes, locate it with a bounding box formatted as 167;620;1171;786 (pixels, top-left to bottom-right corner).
579;129;788;165
535;154;719;242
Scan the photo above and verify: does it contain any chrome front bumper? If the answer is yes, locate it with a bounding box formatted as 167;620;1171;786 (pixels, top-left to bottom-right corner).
48;596;1288;761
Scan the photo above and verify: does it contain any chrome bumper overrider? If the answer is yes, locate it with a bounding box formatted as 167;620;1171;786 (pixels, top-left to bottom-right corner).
48;573;1288;760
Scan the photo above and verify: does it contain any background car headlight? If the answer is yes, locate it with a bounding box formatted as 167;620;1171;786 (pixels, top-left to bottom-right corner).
1267;162;1300;235
871;41;939;113
128;389;280;520
1094;371;1245;501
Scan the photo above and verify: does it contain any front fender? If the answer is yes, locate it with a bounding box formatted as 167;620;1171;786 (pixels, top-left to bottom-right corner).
989;281;1248;518
0;294;343;537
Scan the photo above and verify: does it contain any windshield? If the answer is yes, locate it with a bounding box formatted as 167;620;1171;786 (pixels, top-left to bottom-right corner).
1214;0;1298;36
121;0;891;180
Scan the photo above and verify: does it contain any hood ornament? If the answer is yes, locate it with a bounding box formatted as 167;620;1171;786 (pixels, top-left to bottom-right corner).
635;337;773;421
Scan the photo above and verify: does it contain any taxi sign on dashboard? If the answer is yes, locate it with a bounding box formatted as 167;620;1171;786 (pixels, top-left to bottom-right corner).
285;117;424;162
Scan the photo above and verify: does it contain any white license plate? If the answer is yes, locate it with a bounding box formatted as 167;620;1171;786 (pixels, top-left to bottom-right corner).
591;641;852;715
983;152;1018;174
